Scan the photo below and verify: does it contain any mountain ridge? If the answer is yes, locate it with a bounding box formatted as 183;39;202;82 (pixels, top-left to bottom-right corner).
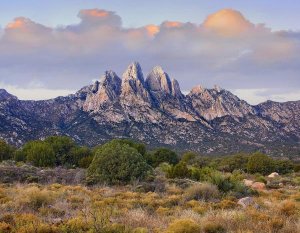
0;62;299;157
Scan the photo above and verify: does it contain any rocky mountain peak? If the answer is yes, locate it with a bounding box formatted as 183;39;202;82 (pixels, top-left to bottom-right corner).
171;79;183;98
121;62;152;105
0;89;18;101
214;85;221;93
1;62;300;156
146;66;172;95
190;85;205;95
122;62;145;84
83;71;122;111
100;70;122;95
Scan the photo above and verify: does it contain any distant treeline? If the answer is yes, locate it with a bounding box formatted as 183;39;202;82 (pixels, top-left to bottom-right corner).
0;137;299;185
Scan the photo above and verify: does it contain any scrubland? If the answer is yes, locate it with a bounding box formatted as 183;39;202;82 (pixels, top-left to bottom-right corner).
0;137;299;232
0;171;299;233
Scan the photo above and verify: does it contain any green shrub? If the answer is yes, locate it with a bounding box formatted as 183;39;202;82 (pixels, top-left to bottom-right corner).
146;148;179;167
167;162;190;179
113;139;146;156
44;136;76;165
247;152;274;175
78;155;93;168
255;174;267;184
209;172;234;193
65;146;92;167
87;140;152;185
13;149;26;162
218;153;249;172
273;159;294;174
23;141;55;167
181;152;197;164
0;140;14;161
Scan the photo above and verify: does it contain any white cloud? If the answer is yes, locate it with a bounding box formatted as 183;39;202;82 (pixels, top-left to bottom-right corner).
0;8;299;103
232;88;300;105
0;83;75;100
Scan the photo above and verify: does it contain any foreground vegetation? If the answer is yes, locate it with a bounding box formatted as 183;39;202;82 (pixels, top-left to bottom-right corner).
0;137;299;232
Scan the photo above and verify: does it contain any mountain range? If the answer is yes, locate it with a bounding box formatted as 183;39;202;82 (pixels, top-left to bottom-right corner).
1;62;299;156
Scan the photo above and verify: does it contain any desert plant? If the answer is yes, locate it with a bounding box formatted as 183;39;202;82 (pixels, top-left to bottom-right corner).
247;152;274;175
184;183;219;201
44;136;76;165
87;140;152;184
167;162;190;179
23;187;53;210
146;148;179;167
203;223;226;233
23;141;56;167
165;219;200;233
0;140;14;162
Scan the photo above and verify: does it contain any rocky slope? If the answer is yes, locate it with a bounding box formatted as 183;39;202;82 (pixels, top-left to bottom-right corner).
0;62;299;156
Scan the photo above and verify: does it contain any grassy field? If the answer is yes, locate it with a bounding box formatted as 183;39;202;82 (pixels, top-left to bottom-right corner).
0;172;299;233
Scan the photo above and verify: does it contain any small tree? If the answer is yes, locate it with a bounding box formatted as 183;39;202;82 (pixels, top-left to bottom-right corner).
13;149;26;162
219;153;249;172
87;140;151;184
112;139;146;156
167;162;190;179
0;140;14;161
24;141;55;167
64;146;92;167
181;152;197;164
44;136;76;165
246;152;274;175
146;148;179;167
273;159;294;174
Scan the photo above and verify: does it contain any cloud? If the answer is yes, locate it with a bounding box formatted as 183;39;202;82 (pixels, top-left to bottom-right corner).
0;8;299;104
203;9;254;36
232;88;300;105
0;82;75;100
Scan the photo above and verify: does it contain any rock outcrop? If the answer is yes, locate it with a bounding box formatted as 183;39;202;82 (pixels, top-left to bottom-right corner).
0;62;300;156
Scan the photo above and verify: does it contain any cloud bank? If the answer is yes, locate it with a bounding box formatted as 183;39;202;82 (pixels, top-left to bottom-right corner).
0;8;299;104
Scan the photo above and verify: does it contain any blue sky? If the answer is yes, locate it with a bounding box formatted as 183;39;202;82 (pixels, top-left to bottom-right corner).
0;0;299;30
0;1;299;104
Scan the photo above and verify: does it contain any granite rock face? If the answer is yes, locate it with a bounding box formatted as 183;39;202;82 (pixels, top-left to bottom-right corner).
0;62;299;156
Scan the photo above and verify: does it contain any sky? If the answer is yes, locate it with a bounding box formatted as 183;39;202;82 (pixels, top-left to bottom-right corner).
0;0;300;104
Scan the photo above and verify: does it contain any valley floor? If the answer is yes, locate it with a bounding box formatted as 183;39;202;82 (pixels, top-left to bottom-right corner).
0;172;299;233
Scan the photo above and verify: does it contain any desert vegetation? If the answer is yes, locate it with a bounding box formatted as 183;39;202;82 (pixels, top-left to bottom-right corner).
0;137;299;232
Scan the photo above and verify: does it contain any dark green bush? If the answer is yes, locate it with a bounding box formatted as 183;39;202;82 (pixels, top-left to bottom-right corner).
146;148;179;167
113;139;146;156
181;152;197;164
273;159;294;174
44;136;76;165
13;149;26;162
23;141;55;167
246;152;274;175
0;140;14;161
78;155;93;168
167;162;190;179
218;153;249;172
64;146;92;167
87;140;152;185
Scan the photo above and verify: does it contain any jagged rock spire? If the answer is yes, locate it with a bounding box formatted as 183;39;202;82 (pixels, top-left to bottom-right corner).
146;66;182;98
121;62;152;104
122;62;145;85
83;70;121;111
171;79;183;98
146;66;172;94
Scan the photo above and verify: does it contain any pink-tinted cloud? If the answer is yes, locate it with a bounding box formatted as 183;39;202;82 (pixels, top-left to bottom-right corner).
0;8;299;104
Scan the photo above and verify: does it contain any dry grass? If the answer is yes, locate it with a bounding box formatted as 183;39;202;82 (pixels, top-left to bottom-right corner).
0;173;299;233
